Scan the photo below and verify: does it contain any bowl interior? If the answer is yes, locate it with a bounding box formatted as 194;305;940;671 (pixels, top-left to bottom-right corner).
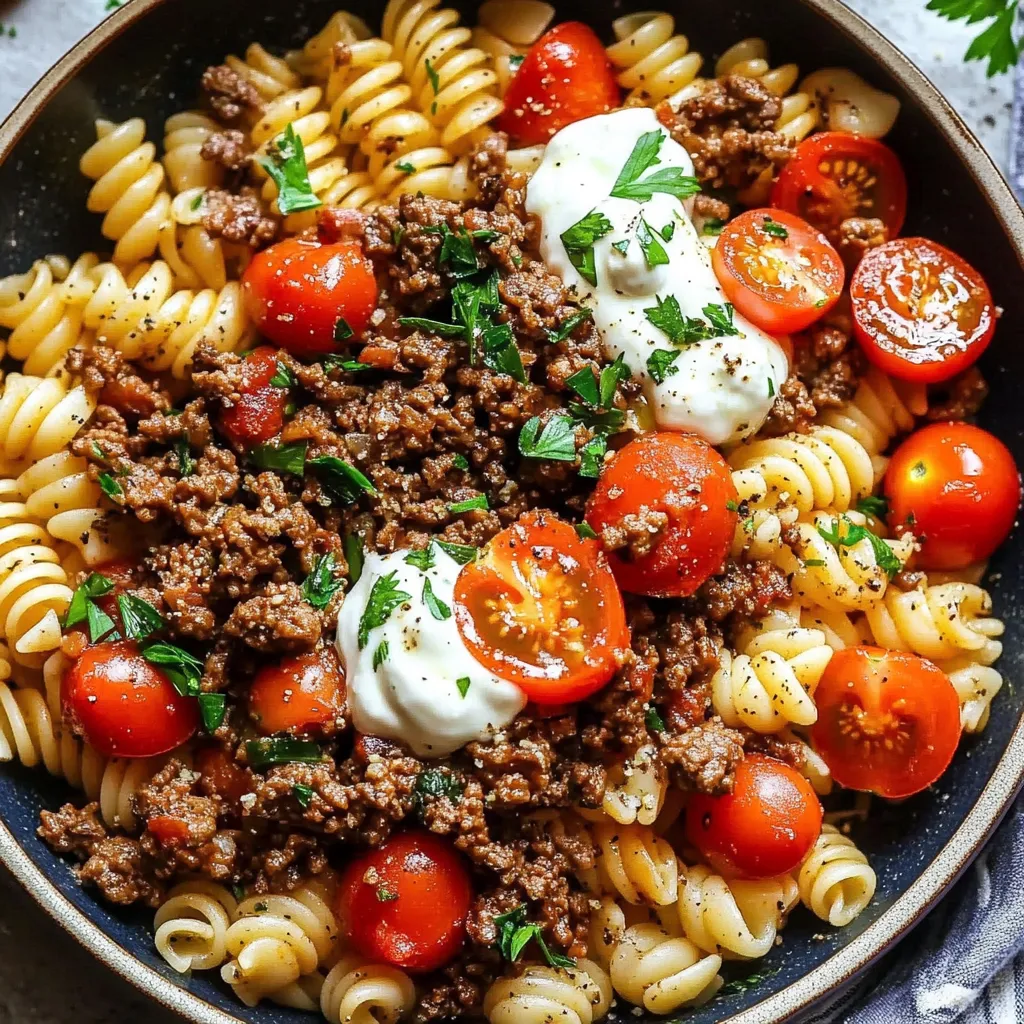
1;1;1022;1022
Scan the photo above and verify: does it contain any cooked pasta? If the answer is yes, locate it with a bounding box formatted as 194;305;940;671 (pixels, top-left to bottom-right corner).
162;111;226;195
483;960;611;1024
588;743;666;826
800;68;900;139
321;955;417;1024
154;880;240;973
571;817;679;906
797;824;876;927
606;13;703;107
471;0;554;93
225;43;301;104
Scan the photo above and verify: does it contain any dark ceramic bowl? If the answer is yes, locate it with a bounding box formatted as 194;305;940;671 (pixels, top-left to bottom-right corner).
1;1;1022;1022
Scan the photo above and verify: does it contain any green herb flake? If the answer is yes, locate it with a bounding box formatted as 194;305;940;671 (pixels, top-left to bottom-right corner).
198;693;226;733
117;593;165;641
292;783;314;808
413;767;464;814
422;577;452;621
174;438;195;477
637;217;670;269
376;885;398;902
439;226;480;279
344;533;365;586
404;546;436;572
372;640;389;670
257;124;322;215
508;53;525;71
300;553;343;610
647;348;681;384
249;441;307;476
436;540;478;565
610;129;702;203
395;161;416;174
90;442;107;463
452;453;469;471
856;495;891;520
575;521;598;540
481;322;527;383
246;737;324;769
308;455;377;505
816;515;902;579
643;295;739;346
189;191;204;211
645;706;666;732
455;676;471;698
702;217;726;236
269;361;295;388
578;435;608;479
65;573;114;629
86;601;120;644
357;571;412;649
659;221;676;241
546;308;593;344
142;642;204;697
494;904;576;970
611;238;631;257
767;378;776;398
449;494;489;514
560;210;614;286
97;471;124;501
425;57;440;94
519;415;577;463
333;317;354;343
397;316;465;337
761;215;789;239
565;367;600;408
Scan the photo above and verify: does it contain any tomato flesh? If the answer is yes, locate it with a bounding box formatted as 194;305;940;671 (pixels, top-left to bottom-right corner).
336;831;472;972
248;647;345;735
61;640;199;758
219;346;288;446
771;132;907;243
496;22;621;145
453;511;628;703
713;208;844;334
885;422;1020;570
194;744;253;804
241;238;377;356
584;433;738;598
686;754;823;879
811;646;962;799
851;238;996;384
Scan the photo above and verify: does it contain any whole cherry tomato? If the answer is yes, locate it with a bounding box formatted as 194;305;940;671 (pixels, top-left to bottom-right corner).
218;346;288;446
62;640;199;758
336;831;472;972
850;238;996;384
496;22;621;145
712;208;845;334
241;238;377;356
248;648;346;735
884;423;1020;570
454;511;628;704
811;646;962;799
585;433;738;598
686;754;823;879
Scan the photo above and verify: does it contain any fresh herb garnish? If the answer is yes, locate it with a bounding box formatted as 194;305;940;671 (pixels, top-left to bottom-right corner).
610;130;702;203
190;191;205;211
292;783;314;808
439;226;481;279
546;308;593;344
357;571;411;649
560;210;613;286
422;578;451;621
519;415;577;462
333;317;353;343
246;736;324;769
396;317;466;337
269;362;294;388
508;53;525;71
647;348;682;384
425;57;441;114
577;435;608;479
395;161;416;174
636;217;670;269
376;885;398;902
481;322;527;383
307;455;376;505
611;238;631;257
412;768;464;815
702;217;725;236
643;295;739;345
455;676;471;698
117;593;164;641
97;472;124;501
717;967;782;997
198;693;226;733
761;215;789;239
404;546;436;572
436;540;478;565
344;533;364;586
257;123;322;215
927;0;1023;77
175;438;195;477
449;494;489;514
565;367;601;407
645;706;666;732
452;453;469;471
494;904;576;970
726;500;739;512
249;441;307;476
659;221;676;241
300;553;343;609
856;495;890;520
142;642;204;697
817;515;902;579
768;377;776;398
65;573;114;630
575;522;598;540
372;640;389;670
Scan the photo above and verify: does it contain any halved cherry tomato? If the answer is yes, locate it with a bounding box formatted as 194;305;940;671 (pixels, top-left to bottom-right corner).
686;754;823;879
884;423;1020;570
584;433;738;598
241;238;377;356
496;22;621;145
248;648;345;735
147;816;193;848
336;830;472;972
62;640;199;758
712;208;845;334
771;132;907;243
219;345;288;446
194;744;253;804
453;511;628;704
850;238;996;384
811;646;962;799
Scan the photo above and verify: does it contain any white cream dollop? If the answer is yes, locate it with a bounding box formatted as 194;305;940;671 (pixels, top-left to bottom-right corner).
525;107;789;445
335;546;526;757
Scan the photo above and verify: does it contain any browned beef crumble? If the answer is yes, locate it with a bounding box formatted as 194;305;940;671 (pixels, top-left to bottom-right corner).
202;186;280;246
200;128;250;171
201;64;263;123
926;367;989;422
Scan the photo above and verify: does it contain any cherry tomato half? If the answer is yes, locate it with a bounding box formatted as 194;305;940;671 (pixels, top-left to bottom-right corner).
686;754;823;879
248;647;346;735
584;433;738;598
496;22;621;145
194;744;253;805
771;132;907;242
336;830;472;972
61;640;199;758
454;511;628;704
884;422;1020;570
241;238;377;356
218;346;288;446
811;646;962;799
850;238;996;384
712;209;845;334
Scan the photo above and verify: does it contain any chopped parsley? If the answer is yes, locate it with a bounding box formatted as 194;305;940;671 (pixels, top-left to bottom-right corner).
518;415;576;462
117;593;164;641
357;571;411;649
455;676;471;698
269;361;294;388
198;693;226;733
436;540;478;565
609;130;701;203
767;378;776;398
292;783;314;808
817;515;902;579
646;348;681;384
645;706;666;732
611;238;630;256
425;57;441;115
372;640;389;670
560;210;613;286
257;124;321;215
575;522;598;540
175;439;195;477
249;441;308;476
726;500;739;512
494;904;576;970
300;553;343;609
508;53;525;71
449;494;489;514
761;215;788;239
189;191;205;211
452;453;469;471
481;322;527;383
65;573;114;631
344;533;365;586
643;295;739;345
702;217;726;236
97;472;124;501
404;547;436;572
717;967;782;997
636;217;670;269
659;221;676;241
246;737;324;769
396;317;466;337
439;226;481;279
307;455;376;505
413;767;463;815
422;577;452;621
376;885;398;902
547;307;593;344
856;495;891;520
142;642;204;697
578;435;608;479
395;161;416;174
321;353;368;374
333;317;354;343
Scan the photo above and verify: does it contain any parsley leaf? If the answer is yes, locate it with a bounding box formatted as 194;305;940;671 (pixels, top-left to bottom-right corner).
86;601;120;644
250;441;307;476
927;0;1023;77
645;706;666;732
397;316;466;337
142;642;204;697
422;578;452;621
647;348;681;384
599;353;629;409
565;367;600;408
610;130;701;202
358;571;412;648
768;377;776;398
198;693;226;733
436;540;478;565
425;57;441;110
175;439;195;477
395;160;416;174
117;593;165;641
344;533;364;586
703;302;738;336
413;767;463;814
578;435;608;479
300;553;343;609
246;737;324;769
269;361;294;388
322;353;368;374
560;210;613;286
307;455;376;505
372;640;389;670
761;215;789;239
816;515;902;579
449;495;489;514
97;472;124;501
292;783;314;808
575;522;598;540
547;308;593;344
856;495;891;520
643;296;739;345
257;124;322;215
405;546;436;571
438;226;480;279
717;966;782;997
637;217;670;269
455;676;471;698
452;453;469;471
610;130;664;194
702;217;725;236
481;322;527;383
333;317;353;343
65;573;114;629
519;415;577;462
493;904;576;970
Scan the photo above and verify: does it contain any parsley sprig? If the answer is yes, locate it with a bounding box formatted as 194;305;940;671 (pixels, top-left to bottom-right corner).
257;124;321;215
300;553;344;609
610;130;702;202
644;295;739;346
494;904;576;969
816;515;902;579
357;571;411;649
927;0;1023;76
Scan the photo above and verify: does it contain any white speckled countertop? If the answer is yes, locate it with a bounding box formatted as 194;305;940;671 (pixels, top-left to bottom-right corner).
0;1;1016;1021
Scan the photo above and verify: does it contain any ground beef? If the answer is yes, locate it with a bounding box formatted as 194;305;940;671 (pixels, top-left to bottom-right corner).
223;581;322;653
200;128;250;171
695;558;793;628
837;216;889;262
597;505;669;559
202;186;279;247
660;717;745;794
926;367;989;421
201;64;262;123
693;193;732;222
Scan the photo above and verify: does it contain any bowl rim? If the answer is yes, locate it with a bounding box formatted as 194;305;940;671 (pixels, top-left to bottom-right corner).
2;1;1024;1022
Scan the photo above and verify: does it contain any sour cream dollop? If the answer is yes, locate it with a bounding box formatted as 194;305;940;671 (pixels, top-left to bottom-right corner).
335;547;526;757
525;107;788;445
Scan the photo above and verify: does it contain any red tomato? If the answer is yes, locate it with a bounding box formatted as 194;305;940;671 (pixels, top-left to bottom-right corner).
336;831;472;972
241;238;377;356
885;423;1020;570
194;744;252;804
219;346;288;446
850;238;996;384
686;754;823;879
584;433;738;598
248;648;345;735
453;511;628;703
496;22;621;145
61;640;199;758
147;816;192;848
712;209;845;334
771;133;907;243
811;646;962;799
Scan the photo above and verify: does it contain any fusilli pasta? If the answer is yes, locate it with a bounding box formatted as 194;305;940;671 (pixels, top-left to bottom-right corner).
155;880;240;973
797;824;876;927
483;960;611;1024
321;954;417;1024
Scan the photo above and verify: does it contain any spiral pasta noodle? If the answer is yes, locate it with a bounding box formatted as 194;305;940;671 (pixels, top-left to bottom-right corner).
471;0;554;94
286;11;375;81
155;880;240;973
729;466;800;562
587;744;666;827
800;68;900;139
321;954;417;1024
225;43;301;105
483;960;612;1024
607;13;703;107
162;111;226;195
797;824;876;927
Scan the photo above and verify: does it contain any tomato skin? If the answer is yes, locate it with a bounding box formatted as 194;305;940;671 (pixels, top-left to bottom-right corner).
850;238;996;384
61;640;199;758
686;755;823;879
219;346;288;446
771;132;908;243
454;511;629;704
713;209;845;334
248;648;346;735
148;816;192;848
885;423;1020;570
194;744;252;804
584;433;738;599
811;646;962;799
241;238;377;356
496;22;621;145
336;831;472;972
